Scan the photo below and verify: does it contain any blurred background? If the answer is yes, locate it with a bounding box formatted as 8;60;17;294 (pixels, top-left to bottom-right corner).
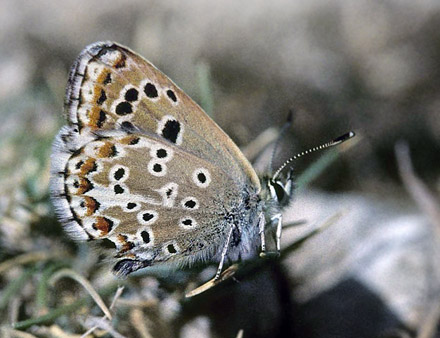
1;1;440;337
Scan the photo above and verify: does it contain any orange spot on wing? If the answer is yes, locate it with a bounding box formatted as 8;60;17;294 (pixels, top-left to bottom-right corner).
84;196;99;216
114;53;126;68
120;136;140;145
117;234;135;252
97;69;112;84
94;216;113;236
87;107;107;129
77;177;93;194
80;158;97;175
98;142;117;158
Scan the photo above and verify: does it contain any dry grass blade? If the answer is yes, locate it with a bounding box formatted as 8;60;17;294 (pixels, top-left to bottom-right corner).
49;268;112;320
129;308;153;338
185;264;240;298
0;251;56;275
281;210;345;259
33;324;83;337
1;327;38;338
395;141;440;230
417;302;440;338
395;142;440;338
81;286;125;338
83;317;127;338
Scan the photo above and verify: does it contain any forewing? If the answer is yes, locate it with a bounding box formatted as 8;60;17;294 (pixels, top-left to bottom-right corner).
64;41;259;188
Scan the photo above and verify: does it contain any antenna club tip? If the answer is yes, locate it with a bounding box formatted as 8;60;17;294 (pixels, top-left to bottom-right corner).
334;131;356;143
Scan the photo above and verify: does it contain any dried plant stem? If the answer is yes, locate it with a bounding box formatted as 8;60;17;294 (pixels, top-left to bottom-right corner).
14;297;89;330
395;141;440;231
81;286;125;338
49;268;112;320
417;302;440;338
0;251;57;275
395;142;440;338
130;308;154;338
1;327;38;338
0;268;36;310
281;210;345;259
13;284;117;330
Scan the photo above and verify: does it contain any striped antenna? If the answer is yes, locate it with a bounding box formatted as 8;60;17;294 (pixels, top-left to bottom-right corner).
272;131;355;180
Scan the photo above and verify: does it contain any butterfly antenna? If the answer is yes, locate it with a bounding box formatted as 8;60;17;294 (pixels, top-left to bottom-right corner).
269;110;294;174
272;131;355;180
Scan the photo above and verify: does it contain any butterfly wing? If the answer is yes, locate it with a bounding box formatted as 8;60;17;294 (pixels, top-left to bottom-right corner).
64;41;259;188
51;42;262;273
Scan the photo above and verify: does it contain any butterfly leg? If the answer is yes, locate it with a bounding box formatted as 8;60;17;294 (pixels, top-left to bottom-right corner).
214;225;235;281
258;213;267;256
272;213;283;253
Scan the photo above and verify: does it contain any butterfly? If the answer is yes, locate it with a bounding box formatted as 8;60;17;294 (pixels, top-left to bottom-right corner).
50;41;354;281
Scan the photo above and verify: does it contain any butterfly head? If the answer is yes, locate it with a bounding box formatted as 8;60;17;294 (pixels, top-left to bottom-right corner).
261;168;295;209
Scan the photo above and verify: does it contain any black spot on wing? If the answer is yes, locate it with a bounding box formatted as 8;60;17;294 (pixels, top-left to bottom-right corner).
115;102;132;115
167;244;177;254
166;89;177;102
114;184;124;194
161;120;181;144
114;168;125;180
197;173;207;183
125;88;139;102
184;200;196;209
153;163;162;173
156;149;167;158
144;83;158;98
97;89;107;105
142;213;154;222
141;231;151;243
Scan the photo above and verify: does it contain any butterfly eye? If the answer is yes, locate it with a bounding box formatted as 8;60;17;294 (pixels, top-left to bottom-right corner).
268;180;287;203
